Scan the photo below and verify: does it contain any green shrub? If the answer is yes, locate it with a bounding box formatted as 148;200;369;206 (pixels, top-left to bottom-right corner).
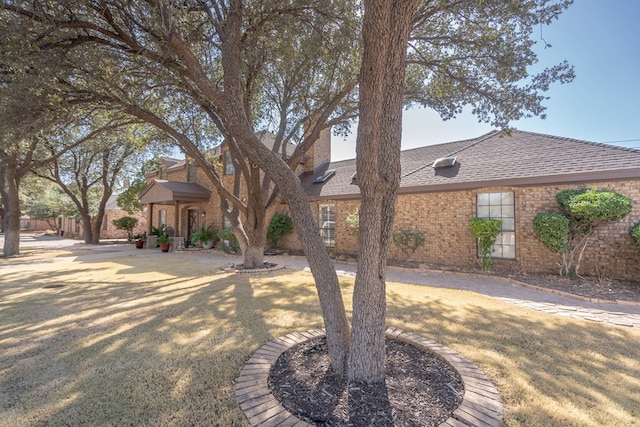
190;224;219;247
468;218;502;270
561;188;632;223
217;228;239;253
112;216;139;241
533;212;570;253
152;224;169;237
631;221;640;255
538;188;633;276
346;208;360;236
267;212;293;247
392;229;425;258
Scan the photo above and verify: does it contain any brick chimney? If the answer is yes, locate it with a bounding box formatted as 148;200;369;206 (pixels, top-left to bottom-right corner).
299;127;331;173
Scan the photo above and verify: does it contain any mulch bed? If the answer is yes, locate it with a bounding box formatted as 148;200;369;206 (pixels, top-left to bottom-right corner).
233;262;278;270
269;338;463;427
505;273;640;302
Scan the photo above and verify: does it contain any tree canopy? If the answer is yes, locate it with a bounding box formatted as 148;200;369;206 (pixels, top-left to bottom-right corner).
2;0;576;383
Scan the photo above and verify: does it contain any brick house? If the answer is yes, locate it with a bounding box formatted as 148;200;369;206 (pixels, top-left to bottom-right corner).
138;132;300;246
59;190;147;239
140;130;640;279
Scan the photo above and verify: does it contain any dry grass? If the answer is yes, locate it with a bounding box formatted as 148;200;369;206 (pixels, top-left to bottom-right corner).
0;250;638;426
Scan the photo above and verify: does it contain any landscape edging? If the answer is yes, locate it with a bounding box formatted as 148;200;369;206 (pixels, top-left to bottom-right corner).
234;328;503;427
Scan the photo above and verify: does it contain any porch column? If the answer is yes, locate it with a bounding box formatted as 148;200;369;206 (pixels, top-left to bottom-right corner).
147;203;154;236
174;201;180;236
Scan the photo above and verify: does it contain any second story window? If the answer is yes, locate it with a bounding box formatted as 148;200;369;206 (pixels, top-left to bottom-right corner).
224;151;234;175
187;160;196;182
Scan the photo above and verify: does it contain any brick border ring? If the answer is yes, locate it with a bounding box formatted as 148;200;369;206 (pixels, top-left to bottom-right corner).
234;327;503;426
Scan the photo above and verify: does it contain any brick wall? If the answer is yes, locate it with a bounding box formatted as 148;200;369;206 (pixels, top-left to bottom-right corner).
515;181;640;279
278;179;640;280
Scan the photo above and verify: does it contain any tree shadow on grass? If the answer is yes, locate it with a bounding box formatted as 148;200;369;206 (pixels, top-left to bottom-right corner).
0;256;322;426
385;286;640;426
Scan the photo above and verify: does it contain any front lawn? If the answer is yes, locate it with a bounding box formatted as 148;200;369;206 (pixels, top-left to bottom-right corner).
0;250;637;426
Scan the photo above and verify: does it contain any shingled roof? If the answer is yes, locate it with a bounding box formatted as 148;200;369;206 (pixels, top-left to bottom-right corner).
301;130;640;200
139;180;211;204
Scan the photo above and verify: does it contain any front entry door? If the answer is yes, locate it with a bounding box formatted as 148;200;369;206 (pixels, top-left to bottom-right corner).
187;209;199;243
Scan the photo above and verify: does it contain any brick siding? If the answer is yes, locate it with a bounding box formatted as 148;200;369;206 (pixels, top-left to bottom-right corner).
280;180;640;280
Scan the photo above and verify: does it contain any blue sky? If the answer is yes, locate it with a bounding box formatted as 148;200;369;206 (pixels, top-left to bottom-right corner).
333;0;640;160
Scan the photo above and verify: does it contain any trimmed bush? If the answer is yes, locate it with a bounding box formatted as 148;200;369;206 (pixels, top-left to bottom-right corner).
267;212;293;247
533;212;570;253
631;221;640;255
561;188;632;223
468;218;502;270
112;216;139;241
536;188;632;276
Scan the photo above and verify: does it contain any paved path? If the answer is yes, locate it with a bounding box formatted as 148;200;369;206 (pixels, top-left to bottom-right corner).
265;254;640;328
4;234;639;328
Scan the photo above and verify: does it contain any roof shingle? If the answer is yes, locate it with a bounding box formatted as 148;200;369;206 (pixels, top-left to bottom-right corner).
302;130;640;199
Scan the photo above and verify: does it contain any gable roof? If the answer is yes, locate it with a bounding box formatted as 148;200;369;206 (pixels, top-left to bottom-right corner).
302;130;640;199
139;180;211;204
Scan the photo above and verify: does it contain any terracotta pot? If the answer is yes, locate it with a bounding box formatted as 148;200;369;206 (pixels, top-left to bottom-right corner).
159;243;171;252
134;240;144;249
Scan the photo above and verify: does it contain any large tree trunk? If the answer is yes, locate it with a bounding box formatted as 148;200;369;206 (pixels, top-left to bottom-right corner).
91;221;101;245
233;221;266;269
229;114;351;375
347;0;419;383
0;162;21;257
81;213;93;244
162;0;351;374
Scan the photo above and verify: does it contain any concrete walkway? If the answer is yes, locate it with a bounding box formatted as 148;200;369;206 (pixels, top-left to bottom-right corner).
4;235;639;328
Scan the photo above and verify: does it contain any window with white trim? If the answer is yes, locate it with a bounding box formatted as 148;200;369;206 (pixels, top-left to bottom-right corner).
187;159;196;182
319;204;335;247
224;151;234;175
476;191;515;259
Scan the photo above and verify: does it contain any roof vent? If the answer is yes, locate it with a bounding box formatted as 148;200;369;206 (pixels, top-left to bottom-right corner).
432;156;457;168
313;169;336;183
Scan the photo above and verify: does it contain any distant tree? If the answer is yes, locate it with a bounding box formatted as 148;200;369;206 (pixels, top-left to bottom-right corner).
34;117;153;244
117;159;161;214
534;188;632;276
0;11;122;254
20;177;76;232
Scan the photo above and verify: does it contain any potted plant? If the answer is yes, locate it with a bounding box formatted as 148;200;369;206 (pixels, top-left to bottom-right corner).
133;232;146;249
156;232;173;252
190;224;219;249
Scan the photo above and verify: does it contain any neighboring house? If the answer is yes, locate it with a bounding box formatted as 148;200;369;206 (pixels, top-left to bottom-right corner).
59;189;147;240
138;132;303;243
139;130;640;279
19;215;53;232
